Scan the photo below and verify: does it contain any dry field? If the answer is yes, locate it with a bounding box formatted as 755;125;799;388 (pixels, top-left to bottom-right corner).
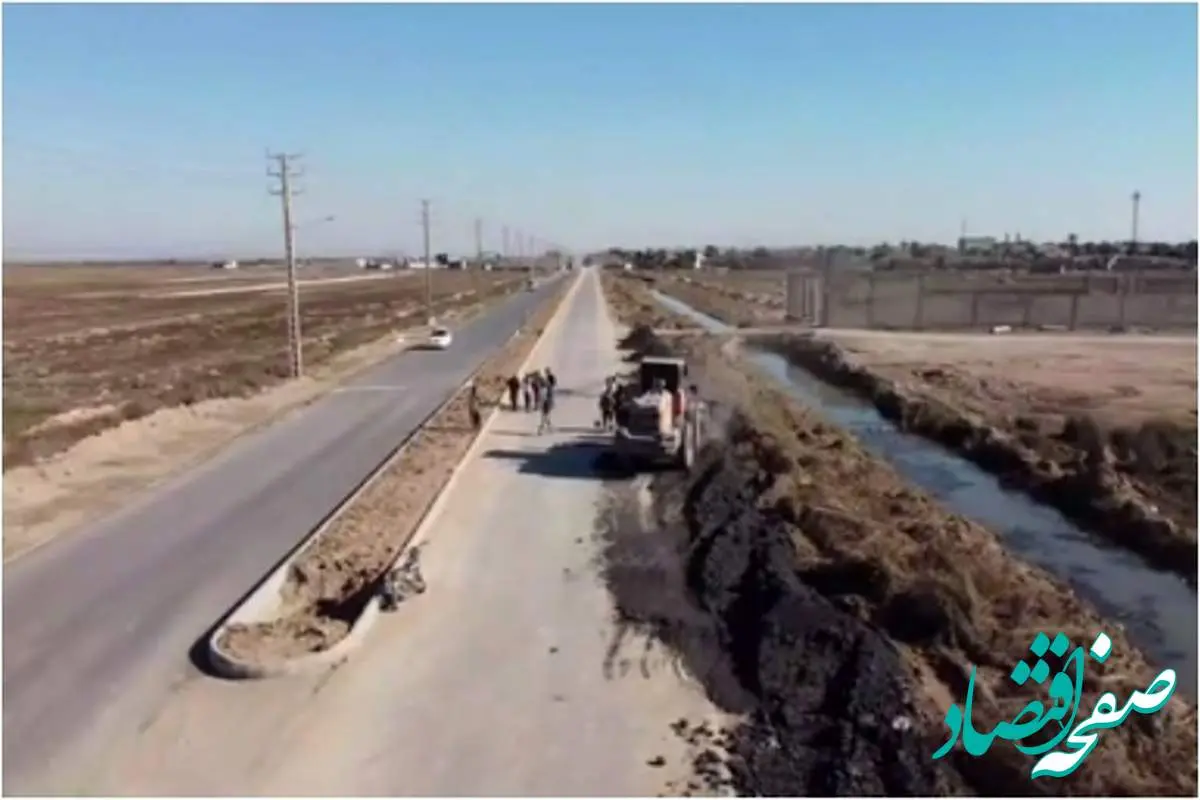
799;331;1198;574
826;332;1197;431
3;266;522;469
598;272;699;332
602;272;1197;795
656;273;786;327
688;269;787;298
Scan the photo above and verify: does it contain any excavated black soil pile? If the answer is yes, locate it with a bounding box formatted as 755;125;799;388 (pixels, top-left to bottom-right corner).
683;445;955;795
618;323;675;361
596;425;963;795
761;335;1196;581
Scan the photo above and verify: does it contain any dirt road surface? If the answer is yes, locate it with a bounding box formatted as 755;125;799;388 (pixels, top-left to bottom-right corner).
1;280;569;795
6;269;727;796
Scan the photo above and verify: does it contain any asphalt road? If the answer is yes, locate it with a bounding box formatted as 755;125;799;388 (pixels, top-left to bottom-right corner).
18;266;725;796
2;275;569;795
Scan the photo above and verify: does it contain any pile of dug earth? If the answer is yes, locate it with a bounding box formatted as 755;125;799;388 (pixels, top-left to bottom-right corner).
592;327;1195;797
599;415;959;796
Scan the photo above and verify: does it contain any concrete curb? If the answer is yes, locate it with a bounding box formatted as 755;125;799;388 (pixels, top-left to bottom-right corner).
205;273;581;680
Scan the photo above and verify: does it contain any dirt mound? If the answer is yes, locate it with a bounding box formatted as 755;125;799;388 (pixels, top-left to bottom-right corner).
597;424;960;795
763;335;1197;582
595;327;1196;796
687;440;958;795
618;323;669;356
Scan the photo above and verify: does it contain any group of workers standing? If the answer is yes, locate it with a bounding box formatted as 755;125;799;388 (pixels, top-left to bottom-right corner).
505;369;558;434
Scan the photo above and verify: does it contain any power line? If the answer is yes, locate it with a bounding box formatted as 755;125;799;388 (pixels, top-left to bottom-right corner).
421;199;433;324
473;217;484;295
1131;190;1142;250
268;150;305;379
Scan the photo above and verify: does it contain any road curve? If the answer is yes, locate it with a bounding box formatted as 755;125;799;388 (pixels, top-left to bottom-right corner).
2;277;568;795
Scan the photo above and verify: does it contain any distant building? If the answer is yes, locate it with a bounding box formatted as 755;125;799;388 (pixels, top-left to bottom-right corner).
958;236;997;255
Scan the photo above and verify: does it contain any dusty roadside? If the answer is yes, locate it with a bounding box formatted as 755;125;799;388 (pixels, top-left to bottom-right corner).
600;272;701;331
600;275;1197;796
656;273;782;327
764;333;1197;581
2;289;511;563
219;278;574;665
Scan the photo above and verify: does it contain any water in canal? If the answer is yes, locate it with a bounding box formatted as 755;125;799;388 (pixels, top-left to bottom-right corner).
652;289;1197;696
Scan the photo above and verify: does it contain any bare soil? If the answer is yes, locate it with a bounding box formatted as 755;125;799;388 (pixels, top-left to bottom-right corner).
1;297;504;563
600;271;699;332
217;279;572;665
4;268;523;468
666;273;787;325
767;333;1198;580
648;274;781;328
599;279;1197;796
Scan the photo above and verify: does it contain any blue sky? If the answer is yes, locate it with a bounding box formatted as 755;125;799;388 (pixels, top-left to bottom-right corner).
3;2;1197;259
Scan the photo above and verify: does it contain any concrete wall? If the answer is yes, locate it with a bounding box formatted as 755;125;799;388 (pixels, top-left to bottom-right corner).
787;270;1197;331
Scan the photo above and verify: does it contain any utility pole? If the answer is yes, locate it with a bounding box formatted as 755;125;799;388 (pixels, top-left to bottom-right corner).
421;199;433;324
502;225;510;263
473;217;483;294
1131;190;1141;252
268;151;304;378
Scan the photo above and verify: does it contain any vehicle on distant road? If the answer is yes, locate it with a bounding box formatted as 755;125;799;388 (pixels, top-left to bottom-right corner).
428;327;453;350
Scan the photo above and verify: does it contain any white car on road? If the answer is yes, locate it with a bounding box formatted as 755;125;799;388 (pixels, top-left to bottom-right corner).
428;327;453;350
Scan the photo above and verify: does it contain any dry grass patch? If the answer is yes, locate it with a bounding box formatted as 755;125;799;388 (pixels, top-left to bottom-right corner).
4;270;522;467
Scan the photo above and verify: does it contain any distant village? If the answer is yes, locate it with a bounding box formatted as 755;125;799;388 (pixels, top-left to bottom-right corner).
592;234;1198;274
210;250;569;272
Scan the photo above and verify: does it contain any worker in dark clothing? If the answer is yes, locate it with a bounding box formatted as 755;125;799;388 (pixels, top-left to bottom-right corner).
599;388;614;430
530;372;543;410
544;368;557;394
467;382;482;430
506;375;521;411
